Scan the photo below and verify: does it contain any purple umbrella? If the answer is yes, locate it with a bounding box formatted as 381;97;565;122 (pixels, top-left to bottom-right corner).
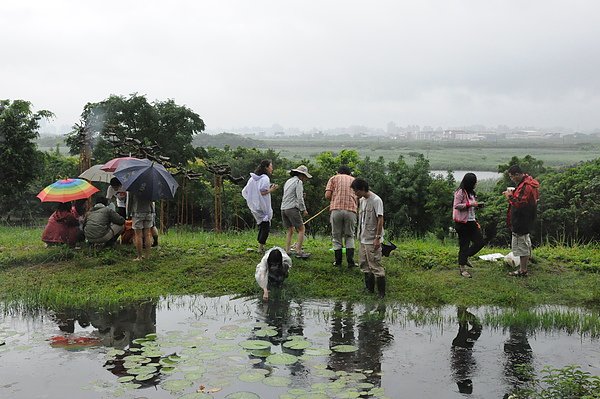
113;158;178;200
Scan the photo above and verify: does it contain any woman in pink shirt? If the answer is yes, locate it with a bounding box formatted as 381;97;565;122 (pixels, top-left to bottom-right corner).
452;173;485;278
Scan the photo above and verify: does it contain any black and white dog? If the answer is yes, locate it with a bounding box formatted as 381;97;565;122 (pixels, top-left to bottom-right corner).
255;247;292;301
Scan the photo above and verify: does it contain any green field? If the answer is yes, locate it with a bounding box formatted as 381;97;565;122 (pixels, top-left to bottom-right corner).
259;137;600;171
37;134;600;171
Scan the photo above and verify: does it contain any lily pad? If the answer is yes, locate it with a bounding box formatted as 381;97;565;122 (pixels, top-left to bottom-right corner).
239;340;272;350
254;329;278;337
357;382;375;390
304;348;332;356
161;379;194;392
117;376;135;383
145;333;158;340
282;340;311;350
265;353;298;365
263;376;291;387
238;371;267;383
123;354;146;362
135;373;155;381
313;369;337;378
184;371;204;381
331;345;359;353
107;348;125;357
225;392;261;399
250;349;271;358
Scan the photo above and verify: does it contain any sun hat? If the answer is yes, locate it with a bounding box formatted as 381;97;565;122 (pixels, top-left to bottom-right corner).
290;165;312;178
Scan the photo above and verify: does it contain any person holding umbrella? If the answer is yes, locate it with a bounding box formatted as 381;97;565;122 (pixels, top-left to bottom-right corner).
37;178;100;247
41;202;80;247
129;192;155;260
112;158;179;260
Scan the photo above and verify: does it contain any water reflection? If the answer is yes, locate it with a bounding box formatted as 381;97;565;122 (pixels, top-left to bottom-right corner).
50;300;157;348
450;306;482;395
503;325;534;392
255;295;304;345
328;302;394;387
2;297;598;399
254;296;310;383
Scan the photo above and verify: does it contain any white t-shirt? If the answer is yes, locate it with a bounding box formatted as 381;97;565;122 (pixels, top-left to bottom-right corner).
358;192;384;245
106;186;127;208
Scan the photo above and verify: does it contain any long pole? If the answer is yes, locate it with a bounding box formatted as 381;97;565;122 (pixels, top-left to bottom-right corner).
303;205;329;225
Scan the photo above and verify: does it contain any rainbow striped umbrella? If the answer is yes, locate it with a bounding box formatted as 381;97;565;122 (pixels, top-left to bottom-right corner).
36;178;99;203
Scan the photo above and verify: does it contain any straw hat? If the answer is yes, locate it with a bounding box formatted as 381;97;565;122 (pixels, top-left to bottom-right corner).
290;165;312;178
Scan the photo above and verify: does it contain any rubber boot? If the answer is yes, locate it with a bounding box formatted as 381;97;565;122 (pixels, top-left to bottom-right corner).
364;273;375;293
333;249;343;267
346;248;356;268
376;276;386;298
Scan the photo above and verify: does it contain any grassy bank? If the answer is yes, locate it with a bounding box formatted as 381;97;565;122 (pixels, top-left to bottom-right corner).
1;226;600;311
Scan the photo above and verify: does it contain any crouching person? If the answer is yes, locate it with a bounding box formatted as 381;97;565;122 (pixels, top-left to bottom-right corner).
83;196;125;248
351;178;386;298
255;247;292;301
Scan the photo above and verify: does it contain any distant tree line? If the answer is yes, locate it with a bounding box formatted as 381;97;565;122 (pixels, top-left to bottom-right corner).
2;96;599;244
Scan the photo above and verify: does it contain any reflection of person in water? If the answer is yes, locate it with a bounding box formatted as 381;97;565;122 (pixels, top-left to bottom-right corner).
450;307;482;395
328;302;393;387
254;296;308;382
356;303;393;387
328;301;357;372
503;325;533;394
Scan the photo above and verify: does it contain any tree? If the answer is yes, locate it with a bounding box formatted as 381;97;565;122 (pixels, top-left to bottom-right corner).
66;94;205;165
0;99;53;216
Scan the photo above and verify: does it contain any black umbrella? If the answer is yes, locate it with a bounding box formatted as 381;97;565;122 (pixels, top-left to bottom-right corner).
113;158;178;200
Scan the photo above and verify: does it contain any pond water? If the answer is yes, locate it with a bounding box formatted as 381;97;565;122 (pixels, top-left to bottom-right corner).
0;296;598;399
431;170;502;182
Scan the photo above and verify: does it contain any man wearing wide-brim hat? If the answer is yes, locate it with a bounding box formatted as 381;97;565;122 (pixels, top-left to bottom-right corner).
281;165;312;258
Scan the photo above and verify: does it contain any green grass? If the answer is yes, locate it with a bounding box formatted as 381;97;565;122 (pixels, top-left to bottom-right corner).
1;226;600;312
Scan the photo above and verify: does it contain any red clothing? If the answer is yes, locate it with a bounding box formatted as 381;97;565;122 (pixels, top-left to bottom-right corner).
41;210;80;245
507;174;540;234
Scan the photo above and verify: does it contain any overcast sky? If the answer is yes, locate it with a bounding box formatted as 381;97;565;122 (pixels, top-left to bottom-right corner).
2;0;600;132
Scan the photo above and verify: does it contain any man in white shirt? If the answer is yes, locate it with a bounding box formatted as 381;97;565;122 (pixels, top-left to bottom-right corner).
351;178;386;298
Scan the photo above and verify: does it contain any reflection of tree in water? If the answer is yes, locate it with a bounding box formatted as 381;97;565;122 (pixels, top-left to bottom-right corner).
254;296;309;382
450;307;482;395
89;301;157;348
52;301;160;387
328;302;394;387
52;300;157;348
503;325;533;393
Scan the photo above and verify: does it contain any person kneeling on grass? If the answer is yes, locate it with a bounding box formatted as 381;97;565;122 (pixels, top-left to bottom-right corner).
255;247;292;301
83;196;125;248
42;202;80;247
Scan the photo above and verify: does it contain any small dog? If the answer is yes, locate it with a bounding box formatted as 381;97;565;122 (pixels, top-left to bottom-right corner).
255;247;291;301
